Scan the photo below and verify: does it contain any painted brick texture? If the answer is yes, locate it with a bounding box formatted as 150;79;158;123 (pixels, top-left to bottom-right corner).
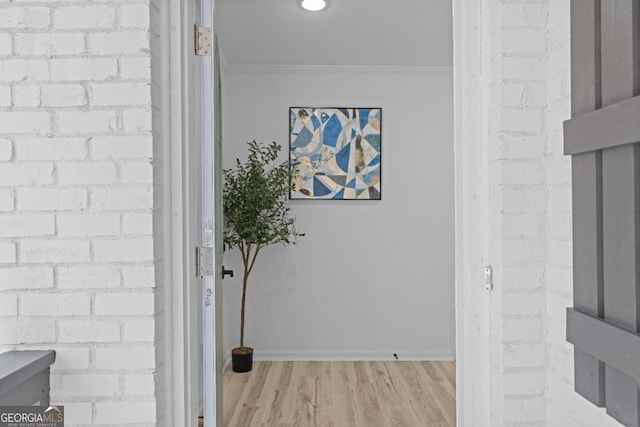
487;2;550;425
0;1;157;426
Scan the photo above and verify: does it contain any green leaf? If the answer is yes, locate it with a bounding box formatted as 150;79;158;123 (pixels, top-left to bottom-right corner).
223;140;304;267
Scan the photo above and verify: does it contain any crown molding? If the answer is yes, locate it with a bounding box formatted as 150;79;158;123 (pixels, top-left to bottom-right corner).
222;64;453;75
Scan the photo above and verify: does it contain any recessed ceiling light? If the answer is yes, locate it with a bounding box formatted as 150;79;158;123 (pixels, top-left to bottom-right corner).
300;0;327;12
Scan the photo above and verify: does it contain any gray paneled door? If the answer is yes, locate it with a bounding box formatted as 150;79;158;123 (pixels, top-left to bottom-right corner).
564;0;640;426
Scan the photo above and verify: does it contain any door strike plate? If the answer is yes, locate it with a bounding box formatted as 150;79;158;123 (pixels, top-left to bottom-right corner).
484;266;493;291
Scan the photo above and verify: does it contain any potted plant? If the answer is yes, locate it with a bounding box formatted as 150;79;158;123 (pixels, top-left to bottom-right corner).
223;140;304;373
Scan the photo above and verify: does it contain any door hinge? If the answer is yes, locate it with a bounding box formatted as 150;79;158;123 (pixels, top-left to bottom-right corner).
196;246;214;277
195;25;212;56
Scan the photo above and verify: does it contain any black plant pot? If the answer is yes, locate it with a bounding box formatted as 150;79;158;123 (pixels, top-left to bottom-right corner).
231;347;253;373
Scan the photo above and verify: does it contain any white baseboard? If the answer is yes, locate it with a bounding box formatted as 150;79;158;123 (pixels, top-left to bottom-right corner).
252;350;454;362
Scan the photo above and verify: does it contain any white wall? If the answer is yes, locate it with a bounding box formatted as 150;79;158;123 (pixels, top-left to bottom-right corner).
484;2;550;423
221;68;455;361
0;2;158;426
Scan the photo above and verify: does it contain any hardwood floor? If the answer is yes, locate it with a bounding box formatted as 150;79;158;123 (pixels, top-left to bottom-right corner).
223;361;455;427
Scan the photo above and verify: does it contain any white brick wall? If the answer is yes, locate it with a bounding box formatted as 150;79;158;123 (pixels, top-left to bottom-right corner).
57;110;117;134
15;33;85;56
57;265;121;289
0;214;54;237
13;85;41;108
51;58;118;81
14;138;86;160
0;59;49;82
17;189;87;211
42;84;86;107
89;31;148;55
486;1;550;425
54;6;116;29
0;112;50;134
0;139;12;160
91;82;151;106
20;293;90;316
0;7;50;29
0;88;11;108
0;1;159;425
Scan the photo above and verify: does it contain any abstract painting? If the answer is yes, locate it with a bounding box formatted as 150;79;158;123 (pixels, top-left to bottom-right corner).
289;107;381;200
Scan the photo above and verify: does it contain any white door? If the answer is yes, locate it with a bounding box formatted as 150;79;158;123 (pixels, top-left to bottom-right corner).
200;0;224;424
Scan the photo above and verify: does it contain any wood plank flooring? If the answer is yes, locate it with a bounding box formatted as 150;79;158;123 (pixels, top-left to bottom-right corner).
223;361;455;427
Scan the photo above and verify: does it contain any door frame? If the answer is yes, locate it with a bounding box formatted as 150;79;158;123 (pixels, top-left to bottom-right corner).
453;0;492;425
164;0;204;425
200;0;224;424
164;0;493;425
165;0;223;424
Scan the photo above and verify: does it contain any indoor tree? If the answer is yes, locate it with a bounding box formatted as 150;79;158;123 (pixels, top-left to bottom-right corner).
223;140;304;372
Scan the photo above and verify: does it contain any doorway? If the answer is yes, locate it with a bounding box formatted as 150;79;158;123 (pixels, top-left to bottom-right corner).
213;0;463;425
165;0;492;425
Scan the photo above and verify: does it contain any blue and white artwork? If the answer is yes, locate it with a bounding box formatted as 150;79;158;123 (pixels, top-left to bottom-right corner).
289;107;381;200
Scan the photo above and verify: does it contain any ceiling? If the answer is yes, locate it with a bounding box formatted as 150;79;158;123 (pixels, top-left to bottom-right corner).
214;0;453;67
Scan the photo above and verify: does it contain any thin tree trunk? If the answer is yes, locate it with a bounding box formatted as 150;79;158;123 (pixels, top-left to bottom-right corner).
239;243;260;349
240;267;249;348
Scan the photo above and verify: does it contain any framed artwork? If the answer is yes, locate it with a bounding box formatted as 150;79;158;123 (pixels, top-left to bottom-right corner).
289;107;382;200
